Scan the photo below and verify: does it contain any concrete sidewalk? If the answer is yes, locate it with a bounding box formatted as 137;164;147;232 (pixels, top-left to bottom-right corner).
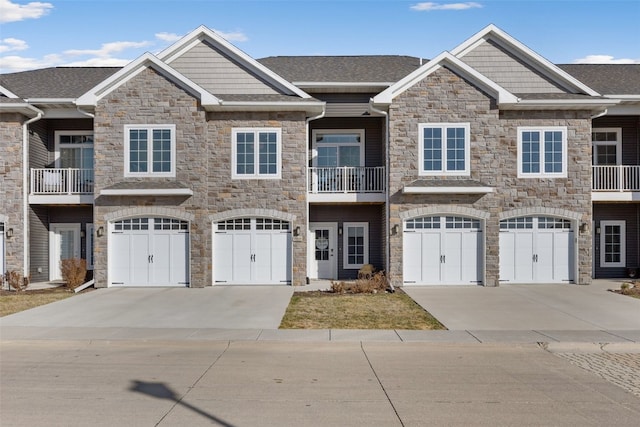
1;340;639;427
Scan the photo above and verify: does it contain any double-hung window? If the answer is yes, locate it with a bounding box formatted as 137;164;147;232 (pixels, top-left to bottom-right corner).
232;128;282;179
124;125;176;177
419;123;470;176
517;127;567;178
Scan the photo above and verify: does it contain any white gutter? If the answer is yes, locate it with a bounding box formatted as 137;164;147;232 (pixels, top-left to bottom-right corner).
368;101;394;292
591;108;608;120
22;106;44;276
305;107;326;285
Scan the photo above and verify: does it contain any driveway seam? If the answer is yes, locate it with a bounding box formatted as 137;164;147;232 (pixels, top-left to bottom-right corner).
360;342;404;427
156;340;232;426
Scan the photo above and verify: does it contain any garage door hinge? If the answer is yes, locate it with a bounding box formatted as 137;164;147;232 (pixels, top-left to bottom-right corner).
498;279;509;282
215;280;227;283
111;282;124;285
112;231;124;234
404;230;416;233
280;280;292;283
214;232;227;234
404;281;416;283
179;282;189;284
470;281;482;283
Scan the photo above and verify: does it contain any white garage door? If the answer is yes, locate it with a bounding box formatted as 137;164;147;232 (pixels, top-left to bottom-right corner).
499;217;574;284
214;218;291;285
403;216;482;285
109;218;189;287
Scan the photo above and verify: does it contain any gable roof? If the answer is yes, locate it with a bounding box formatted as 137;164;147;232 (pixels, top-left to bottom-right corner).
451;24;600;97
373;51;519;105
76;52;220;108
158;25;311;99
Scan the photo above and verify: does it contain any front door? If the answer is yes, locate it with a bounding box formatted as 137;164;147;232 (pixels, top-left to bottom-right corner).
50;223;81;281
309;223;337;279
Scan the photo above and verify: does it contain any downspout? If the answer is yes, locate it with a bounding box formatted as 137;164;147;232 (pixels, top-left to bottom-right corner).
305;106;326;285
368;101;394;291
22;107;44;277
590;108;608;120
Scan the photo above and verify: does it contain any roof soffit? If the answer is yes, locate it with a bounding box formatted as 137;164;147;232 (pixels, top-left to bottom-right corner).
75;52;220;107
451;24;600;97
373;52;518;105
158;25;311;99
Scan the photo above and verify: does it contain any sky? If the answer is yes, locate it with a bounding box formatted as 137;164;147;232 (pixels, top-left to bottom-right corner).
0;0;639;73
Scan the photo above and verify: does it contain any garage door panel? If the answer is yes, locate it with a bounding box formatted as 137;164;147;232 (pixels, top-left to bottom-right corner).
270;232;291;283
443;232;462;283
110;233;130;285
403;232;423;283
169;233;189;285
130;234;150;285
232;233;253;283
214;233;234;283
552;231;573;282
499;232;515;283
514;232;534;283
461;232;482;284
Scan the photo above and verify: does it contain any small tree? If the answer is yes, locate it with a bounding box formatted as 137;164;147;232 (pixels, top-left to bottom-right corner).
4;271;30;292
60;258;87;290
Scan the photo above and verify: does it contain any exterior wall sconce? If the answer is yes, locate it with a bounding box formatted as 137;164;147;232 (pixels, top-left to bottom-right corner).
96;226;104;237
391;224;399;235
293;226;301;236
80;230;86;238
579;223;588;234
338;227;343;235
6;228;13;238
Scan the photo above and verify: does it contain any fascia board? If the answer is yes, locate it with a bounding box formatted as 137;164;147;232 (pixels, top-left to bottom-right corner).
159;25;312;99
451;24;601;97
373;52;517;105
208;100;325;113
0;103;43;117
76;52;220;107
0;84;19;98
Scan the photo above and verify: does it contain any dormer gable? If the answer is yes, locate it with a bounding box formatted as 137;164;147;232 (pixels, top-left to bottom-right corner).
451;24;600;96
158;25;311;99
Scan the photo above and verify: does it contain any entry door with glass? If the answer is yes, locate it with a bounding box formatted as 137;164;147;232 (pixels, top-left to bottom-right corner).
49;223;81;281
309;223;337;279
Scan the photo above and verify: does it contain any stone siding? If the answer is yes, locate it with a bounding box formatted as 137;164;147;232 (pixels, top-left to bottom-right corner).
387;67;592;287
92;67;307;287
0;114;25;275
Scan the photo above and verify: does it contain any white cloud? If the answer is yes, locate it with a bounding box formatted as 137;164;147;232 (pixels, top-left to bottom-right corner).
0;37;28;53
0;53;61;72
411;2;482;11
573;54;640;64
0;0;53;23
64;40;152;58
155;32;183;43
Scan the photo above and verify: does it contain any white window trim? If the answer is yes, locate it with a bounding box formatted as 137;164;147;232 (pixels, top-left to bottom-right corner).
232;128;282;179
517;126;568;178
86;223;94;270
311;129;365;167
600;220;625;268
124;124;176;178
418;123;471;176
343;222;369;269
54;130;94;168
592;127;622;165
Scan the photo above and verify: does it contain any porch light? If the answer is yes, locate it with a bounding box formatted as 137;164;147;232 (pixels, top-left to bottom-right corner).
96;226;104;237
293;226;301;236
579;223;588;234
6;228;13;238
391;225;399;236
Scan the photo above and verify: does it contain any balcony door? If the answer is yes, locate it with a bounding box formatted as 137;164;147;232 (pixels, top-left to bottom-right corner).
55;131;94;193
312;130;364;192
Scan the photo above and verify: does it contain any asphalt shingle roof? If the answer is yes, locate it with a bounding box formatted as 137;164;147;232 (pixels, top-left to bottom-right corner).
558;64;640;95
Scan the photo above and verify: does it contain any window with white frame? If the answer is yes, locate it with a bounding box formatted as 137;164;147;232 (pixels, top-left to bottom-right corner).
600;220;625;268
343;222;368;269
419;123;470;175
517;127;567;178
124;125;176;177
55;131;94;169
232;128;282;179
312;130;364;167
592;128;622;165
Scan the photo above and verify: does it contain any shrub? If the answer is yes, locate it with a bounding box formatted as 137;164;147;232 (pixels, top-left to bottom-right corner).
4;271;30;292
330;281;347;294
60;258;87;290
330;271;388;294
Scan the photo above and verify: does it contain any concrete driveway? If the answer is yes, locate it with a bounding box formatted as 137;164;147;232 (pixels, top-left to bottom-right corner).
404;280;640;331
0;286;293;330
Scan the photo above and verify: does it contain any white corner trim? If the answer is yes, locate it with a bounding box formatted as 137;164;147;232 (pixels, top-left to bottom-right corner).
99;188;194;196
402;186;494;194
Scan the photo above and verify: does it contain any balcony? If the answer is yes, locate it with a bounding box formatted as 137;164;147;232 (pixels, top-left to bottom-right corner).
592;165;640;201
308;166;385;203
29;168;94;204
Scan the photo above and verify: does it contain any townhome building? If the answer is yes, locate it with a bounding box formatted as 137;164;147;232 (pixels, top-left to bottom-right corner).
1;25;638;289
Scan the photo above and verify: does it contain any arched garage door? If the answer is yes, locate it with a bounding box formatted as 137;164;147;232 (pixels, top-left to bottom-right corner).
403;216;483;285
499;216;574;284
109;217;189;287
214;218;292;285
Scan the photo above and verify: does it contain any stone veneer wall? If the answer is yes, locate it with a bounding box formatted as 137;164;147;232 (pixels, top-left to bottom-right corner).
0;113;25;275
387;67;592;287
92;68;307;287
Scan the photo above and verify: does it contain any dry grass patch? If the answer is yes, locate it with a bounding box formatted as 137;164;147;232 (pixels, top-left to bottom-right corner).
280;289;445;330
609;281;640;299
0;288;75;317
